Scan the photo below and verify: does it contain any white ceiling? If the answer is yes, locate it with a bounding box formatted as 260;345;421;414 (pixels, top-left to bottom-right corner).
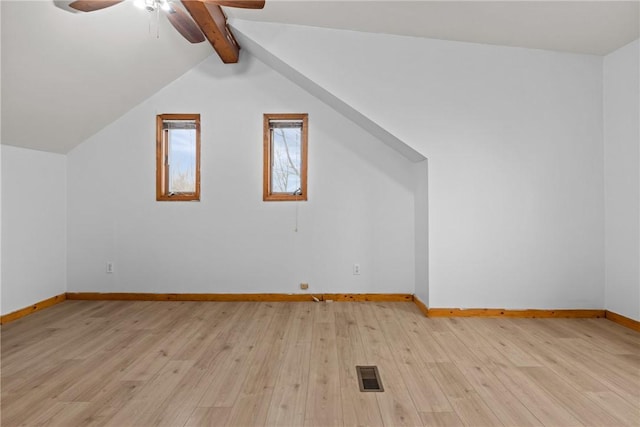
1;0;213;153
2;0;639;153
228;1;640;55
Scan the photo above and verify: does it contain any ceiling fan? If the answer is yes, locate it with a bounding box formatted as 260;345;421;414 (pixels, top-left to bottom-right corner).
59;0;265;63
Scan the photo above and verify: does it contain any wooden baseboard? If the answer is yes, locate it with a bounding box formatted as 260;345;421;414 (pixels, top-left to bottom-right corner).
321;293;413;302
413;295;429;317
66;292;316;302
605;310;640;332
65;292;413;303
0;293;66;325
420;307;605;319
427;308;606;318
11;293;633;330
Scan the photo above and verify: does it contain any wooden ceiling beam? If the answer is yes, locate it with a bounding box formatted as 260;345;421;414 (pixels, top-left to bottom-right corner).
181;1;240;63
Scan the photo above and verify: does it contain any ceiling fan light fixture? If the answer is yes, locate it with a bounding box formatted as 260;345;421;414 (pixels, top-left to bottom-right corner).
159;0;172;12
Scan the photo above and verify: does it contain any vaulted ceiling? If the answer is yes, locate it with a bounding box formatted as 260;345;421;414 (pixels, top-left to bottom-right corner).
2;0;638;154
228;1;640;55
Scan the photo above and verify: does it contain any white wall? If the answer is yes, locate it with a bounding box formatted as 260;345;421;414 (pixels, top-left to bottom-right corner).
604;39;640;321
0;2;3;315
4;23;621;312
413;160;429;305
1;145;67;314
67;53;415;295
233;21;605;309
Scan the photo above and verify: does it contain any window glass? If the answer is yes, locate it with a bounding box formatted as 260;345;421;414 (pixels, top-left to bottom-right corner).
271;123;302;194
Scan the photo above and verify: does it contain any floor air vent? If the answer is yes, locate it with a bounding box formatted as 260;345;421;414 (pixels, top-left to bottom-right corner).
356;365;384;392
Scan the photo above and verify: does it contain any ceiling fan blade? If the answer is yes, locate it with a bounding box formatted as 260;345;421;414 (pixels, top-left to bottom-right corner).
68;0;124;12
205;0;265;9
164;5;206;43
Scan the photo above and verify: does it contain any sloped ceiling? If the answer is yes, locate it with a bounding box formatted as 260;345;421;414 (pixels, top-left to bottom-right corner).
2;0;638;154
227;1;640;55
1;0;213;153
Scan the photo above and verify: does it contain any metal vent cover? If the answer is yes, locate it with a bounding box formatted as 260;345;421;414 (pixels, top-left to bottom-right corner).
356;365;384;392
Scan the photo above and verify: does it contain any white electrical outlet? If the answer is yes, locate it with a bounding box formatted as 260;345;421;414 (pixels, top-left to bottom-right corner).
106;262;114;274
353;264;361;275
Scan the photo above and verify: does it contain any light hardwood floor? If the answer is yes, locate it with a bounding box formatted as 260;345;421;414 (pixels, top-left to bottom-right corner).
1;300;639;426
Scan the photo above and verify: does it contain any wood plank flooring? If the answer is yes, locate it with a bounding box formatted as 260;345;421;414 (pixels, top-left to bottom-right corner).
1;300;639;426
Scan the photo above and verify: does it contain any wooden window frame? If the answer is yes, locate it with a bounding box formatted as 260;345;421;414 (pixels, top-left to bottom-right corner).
263;113;308;202
156;113;201;202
